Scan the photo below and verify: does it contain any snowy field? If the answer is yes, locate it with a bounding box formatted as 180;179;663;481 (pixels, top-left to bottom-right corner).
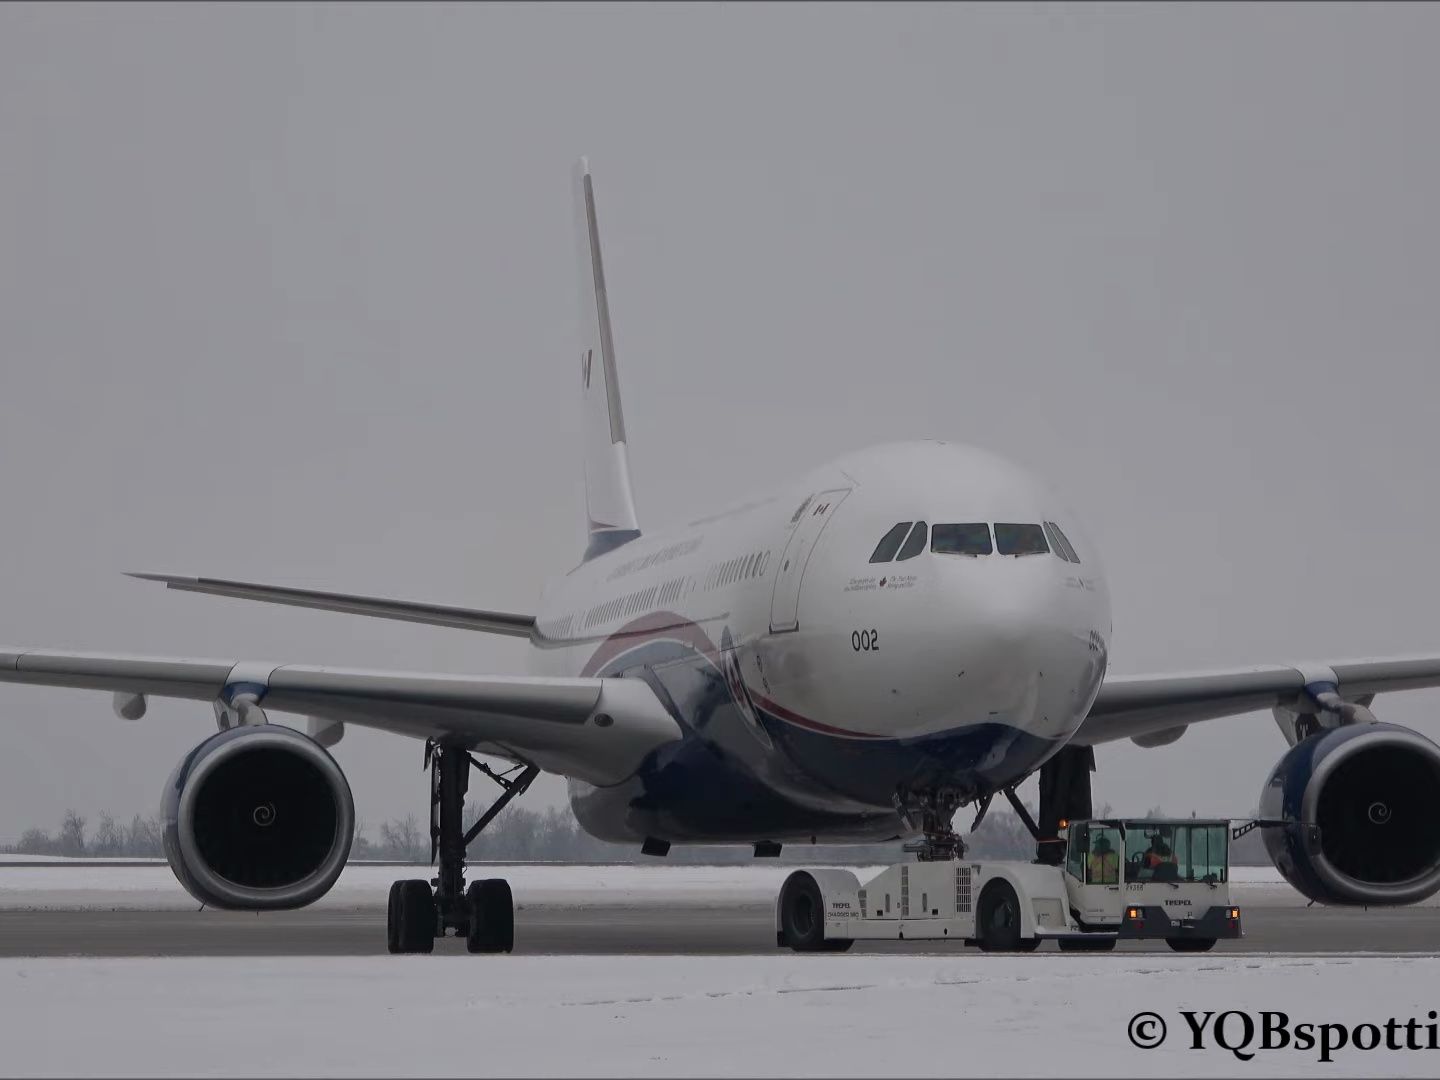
2;953;1437;1077
2;865;1438;1076
0;862;883;910
0;860;1327;910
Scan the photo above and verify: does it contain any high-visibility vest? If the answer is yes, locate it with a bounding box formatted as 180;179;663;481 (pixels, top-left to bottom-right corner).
1088;852;1117;880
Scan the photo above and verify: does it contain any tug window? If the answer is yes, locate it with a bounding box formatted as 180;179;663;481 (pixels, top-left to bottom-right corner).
896;521;928;561
994;523;1049;557
869;522;913;564
931;523;992;556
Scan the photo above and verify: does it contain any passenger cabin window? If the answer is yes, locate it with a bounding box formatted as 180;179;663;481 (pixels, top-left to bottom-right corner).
931;523;992;556
994;523;1049;557
896;521;928;561
869;522;912;563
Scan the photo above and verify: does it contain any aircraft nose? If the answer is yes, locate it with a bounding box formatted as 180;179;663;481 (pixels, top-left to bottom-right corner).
967;572;1056;651
952;570;1075;707
940;562;1105;745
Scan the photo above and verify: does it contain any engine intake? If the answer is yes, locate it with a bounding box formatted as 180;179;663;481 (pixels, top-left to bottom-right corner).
1260;722;1440;906
162;724;354;910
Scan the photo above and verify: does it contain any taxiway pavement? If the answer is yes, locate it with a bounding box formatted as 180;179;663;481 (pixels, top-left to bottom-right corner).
0;897;1431;956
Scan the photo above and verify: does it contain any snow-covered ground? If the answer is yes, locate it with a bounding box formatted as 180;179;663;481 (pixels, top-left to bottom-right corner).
0;854;159;864
2;865;1434;1076
1;954;1436;1077
0;861;1319;910
0;862;879;910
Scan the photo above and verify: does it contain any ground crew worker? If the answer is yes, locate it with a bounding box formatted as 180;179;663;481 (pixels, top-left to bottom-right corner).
1144;836;1177;871
1144;835;1180;881
1087;833;1119;884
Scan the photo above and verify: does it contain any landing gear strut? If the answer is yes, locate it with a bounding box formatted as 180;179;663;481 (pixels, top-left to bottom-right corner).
1035;745;1094;865
895;787;967;861
387;741;538;955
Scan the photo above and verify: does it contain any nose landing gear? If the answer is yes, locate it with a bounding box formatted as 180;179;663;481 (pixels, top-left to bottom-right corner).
895;787;967;861
386;741;538;955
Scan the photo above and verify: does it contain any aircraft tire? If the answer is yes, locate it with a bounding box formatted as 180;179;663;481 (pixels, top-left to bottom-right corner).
386;881;401;953
465;879;515;954
391;879;435;954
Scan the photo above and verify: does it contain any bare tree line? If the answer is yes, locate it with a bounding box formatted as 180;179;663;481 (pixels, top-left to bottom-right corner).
11;811;163;857
3;800;1046;863
6;800;1268;864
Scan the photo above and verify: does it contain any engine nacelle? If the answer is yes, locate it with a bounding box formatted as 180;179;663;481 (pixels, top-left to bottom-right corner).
1260;722;1440;905
162;724;354;910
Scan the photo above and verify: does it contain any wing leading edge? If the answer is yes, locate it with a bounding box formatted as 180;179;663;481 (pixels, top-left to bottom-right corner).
1077;655;1440;747
0;647;680;785
127;574;536;637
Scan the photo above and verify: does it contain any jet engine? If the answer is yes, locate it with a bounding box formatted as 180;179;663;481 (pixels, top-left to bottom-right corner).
1260;722;1440;905
162;724;354;910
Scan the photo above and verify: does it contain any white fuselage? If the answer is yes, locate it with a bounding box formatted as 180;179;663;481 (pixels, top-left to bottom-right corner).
527;440;1112;843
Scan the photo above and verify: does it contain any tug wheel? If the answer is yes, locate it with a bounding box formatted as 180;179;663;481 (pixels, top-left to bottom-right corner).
976;880;1031;953
780;872;844;952
1166;937;1216;953
1059;936;1116;952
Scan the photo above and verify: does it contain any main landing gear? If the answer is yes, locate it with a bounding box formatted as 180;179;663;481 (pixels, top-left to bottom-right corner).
387;741;539;955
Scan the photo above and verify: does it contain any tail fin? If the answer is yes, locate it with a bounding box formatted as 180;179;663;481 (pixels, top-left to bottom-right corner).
575;157;642;562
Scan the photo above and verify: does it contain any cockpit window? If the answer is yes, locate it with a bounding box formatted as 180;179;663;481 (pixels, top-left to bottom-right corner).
931;523;992;556
869;522;912;563
995;523;1049;557
1042;522;1070;563
1047;521;1081;564
896;521;928;561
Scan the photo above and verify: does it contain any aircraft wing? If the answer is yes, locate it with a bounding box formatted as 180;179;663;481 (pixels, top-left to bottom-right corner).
0;647;680;785
1075;656;1440;746
126;573;536;637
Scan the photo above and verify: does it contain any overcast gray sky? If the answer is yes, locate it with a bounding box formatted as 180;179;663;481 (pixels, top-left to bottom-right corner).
2;2;1438;841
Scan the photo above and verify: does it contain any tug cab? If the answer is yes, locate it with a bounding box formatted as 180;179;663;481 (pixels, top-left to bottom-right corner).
1061;817;1241;952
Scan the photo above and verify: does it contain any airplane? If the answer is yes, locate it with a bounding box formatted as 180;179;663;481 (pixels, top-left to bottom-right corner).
4;159;1440;954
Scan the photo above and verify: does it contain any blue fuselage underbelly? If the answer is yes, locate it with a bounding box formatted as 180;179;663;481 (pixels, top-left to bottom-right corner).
567;647;1064;844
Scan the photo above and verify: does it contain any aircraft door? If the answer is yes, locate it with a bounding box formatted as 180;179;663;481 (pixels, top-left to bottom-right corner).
769;488;851;633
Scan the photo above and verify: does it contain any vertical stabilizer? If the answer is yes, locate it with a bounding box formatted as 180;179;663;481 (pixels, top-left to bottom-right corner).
575;158;642;561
